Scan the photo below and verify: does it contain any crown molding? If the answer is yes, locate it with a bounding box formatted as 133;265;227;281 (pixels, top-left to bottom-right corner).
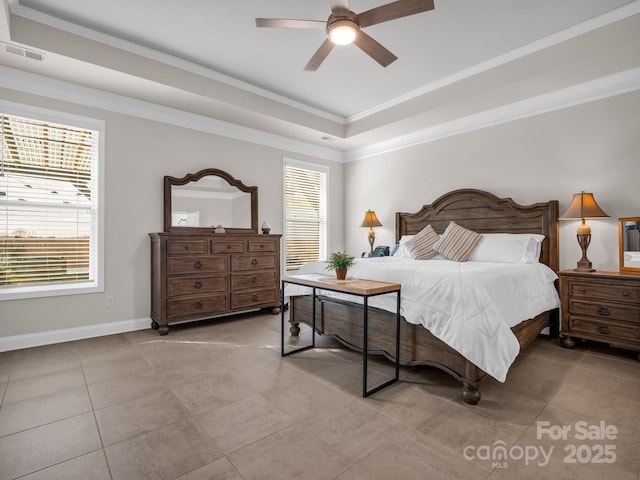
0;66;345;162
9;0;640;126
2;65;638;164
347;1;640;123
344;67;640;161
6;0;346;125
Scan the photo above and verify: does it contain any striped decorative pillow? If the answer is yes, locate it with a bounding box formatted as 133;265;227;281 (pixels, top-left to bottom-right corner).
404;224;439;260
433;222;481;262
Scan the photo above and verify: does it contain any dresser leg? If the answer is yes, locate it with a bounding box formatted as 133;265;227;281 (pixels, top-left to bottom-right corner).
158;325;169;336
150;320;159;329
561;336;576;349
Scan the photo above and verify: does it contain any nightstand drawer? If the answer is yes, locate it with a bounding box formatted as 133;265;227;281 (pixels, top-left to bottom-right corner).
568;315;640;343
569;281;640;304
568;299;640;323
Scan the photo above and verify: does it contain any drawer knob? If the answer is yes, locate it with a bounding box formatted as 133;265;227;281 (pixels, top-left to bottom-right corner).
259;244;264;248
597;323;610;335
194;281;202;289
194;261;202;269
195;301;203;310
252;294;258;301
251;259;258;266
623;291;629;297
597;305;610;316
227;244;232;249
184;244;190;250
252;276;258;283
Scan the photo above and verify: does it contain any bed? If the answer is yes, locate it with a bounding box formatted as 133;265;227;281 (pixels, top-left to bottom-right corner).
286;189;560;405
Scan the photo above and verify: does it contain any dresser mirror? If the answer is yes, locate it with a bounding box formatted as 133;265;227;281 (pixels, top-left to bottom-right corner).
164;168;258;233
619;217;640;273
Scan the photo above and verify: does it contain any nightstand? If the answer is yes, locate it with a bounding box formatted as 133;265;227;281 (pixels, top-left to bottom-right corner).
559;270;640;358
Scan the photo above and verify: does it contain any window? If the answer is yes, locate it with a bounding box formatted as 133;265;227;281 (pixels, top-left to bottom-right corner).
0;104;104;300
284;159;328;271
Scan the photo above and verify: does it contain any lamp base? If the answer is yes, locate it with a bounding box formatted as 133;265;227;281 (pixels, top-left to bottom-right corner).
574;233;596;272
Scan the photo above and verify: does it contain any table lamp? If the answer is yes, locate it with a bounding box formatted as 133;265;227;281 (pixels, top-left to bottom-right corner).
360;210;382;256
560;191;609;272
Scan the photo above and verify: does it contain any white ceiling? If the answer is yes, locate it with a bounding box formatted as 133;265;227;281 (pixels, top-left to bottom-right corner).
1;0;639;160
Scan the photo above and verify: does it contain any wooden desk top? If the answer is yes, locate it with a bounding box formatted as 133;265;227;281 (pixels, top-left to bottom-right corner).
283;273;400;296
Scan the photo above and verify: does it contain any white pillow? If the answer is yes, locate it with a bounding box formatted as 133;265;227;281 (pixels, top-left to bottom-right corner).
468;233;545;264
393;235;415;257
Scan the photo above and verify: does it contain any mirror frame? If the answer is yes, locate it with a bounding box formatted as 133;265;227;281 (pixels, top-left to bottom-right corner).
164;168;258;234
618;217;640;274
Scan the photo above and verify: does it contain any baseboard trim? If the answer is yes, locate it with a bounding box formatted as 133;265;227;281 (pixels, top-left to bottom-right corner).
0;317;152;352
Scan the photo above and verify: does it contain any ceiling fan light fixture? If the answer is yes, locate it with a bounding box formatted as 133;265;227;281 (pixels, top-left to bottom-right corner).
328;20;358;45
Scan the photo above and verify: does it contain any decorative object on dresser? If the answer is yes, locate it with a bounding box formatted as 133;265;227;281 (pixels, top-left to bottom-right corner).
288;189;560;404
559;270;640;359
360;210;382;256
150;168;281;335
619;217;640;274
261;221;271;235
559;191;609;272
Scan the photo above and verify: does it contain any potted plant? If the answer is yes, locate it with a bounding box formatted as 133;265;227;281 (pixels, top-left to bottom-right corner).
326;251;355;280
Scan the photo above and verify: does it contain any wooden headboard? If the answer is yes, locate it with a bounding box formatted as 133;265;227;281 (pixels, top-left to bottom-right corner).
396;189;559;272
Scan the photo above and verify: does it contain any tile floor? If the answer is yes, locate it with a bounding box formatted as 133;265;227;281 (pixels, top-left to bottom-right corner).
0;312;639;480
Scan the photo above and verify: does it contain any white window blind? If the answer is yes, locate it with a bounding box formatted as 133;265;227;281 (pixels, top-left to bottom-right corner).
0;111;100;298
284;161;327;271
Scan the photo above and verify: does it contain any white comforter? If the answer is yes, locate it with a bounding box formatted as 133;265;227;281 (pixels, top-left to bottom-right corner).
285;257;560;382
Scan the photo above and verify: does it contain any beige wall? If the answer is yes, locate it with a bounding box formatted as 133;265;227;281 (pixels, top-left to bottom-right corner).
344;90;640;271
0;87;344;339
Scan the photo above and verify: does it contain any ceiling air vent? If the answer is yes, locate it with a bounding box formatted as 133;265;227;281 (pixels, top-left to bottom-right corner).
3;43;44;62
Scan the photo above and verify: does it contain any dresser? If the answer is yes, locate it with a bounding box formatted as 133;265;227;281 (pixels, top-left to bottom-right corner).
149;232;281;335
559;270;640;357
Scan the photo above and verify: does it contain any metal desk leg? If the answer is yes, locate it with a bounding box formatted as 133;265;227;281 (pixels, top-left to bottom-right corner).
362;290;401;397
281;281;316;357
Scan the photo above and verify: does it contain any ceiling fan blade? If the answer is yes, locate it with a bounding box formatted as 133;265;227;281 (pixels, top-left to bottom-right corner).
353;30;397;67
255;18;326;29
304;38;335;71
357;0;435;28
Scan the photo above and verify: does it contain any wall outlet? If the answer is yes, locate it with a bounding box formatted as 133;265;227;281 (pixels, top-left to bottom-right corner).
105;295;116;308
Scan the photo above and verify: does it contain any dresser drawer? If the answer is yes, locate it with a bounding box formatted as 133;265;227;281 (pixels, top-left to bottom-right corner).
211;241;246;254
232;271;277;291
569;280;640;305
167;275;227;297
167;256;227;275
568;299;640;324
166;294;228;319
166;240;207;255
248;240;277;253
568;315;640;344
231;254;277;271
232;289;278;309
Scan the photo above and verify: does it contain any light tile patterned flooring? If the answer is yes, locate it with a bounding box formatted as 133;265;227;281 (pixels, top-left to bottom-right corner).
0;312;639;480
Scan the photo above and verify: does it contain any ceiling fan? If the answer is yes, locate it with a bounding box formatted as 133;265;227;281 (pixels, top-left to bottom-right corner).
256;0;435;71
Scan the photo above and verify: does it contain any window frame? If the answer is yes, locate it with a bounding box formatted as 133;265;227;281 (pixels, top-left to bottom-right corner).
0;100;105;301
283;158;329;272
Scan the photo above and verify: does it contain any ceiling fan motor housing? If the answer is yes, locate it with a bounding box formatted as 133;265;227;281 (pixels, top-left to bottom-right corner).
327;11;360;44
